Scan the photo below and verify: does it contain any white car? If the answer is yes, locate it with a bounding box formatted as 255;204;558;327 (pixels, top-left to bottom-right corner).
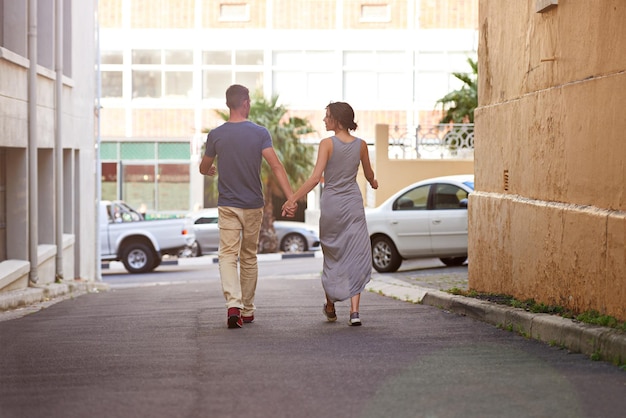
366;174;474;272
186;208;320;256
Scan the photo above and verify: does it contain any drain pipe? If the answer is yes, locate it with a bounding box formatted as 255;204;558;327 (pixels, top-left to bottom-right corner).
28;0;39;284
54;0;64;281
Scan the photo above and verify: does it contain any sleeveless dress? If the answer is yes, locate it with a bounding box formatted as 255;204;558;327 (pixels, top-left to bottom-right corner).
319;136;372;302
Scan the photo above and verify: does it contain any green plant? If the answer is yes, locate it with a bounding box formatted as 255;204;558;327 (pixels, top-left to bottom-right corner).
435;57;477;123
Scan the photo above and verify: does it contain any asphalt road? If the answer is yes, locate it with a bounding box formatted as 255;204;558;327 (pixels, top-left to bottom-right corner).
0;258;625;418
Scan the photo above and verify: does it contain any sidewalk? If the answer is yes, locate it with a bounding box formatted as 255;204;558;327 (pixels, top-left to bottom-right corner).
1;253;625;366
366;271;626;367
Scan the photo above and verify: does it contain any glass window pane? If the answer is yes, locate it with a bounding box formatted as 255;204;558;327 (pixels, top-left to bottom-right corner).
100;142;118;160
376;51;406;68
378;72;408;101
203;51;231;65
203;70;231;99
272;72;306;103
101;50;123;64
121;142;156;159
433;184;466;210
101;71;123;98
395;185;430;211
235;50;263;65
361;4;390;22
417;52;448;71
122;164;155;210
343;51;373;67
344;72;376;102
158;143;190;160
307;73;336;102
273;51;302;66
132;49;161;64
157;164;190;211
304;51;335;67
101;162;118;201
132;70;162;98
235;72;263;92
220;4;249;21
165;50;193;65
164;71;193;98
415;72;448;107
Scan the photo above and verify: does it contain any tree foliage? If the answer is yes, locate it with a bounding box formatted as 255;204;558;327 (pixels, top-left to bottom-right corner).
436;58;478;123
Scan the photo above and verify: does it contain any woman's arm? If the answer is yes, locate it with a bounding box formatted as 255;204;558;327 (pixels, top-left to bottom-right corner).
285;137;332;205
360;140;378;189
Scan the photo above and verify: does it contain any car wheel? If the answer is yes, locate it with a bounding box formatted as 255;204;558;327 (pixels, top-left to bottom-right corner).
121;242;156;274
439;256;467;267
178;241;200;258
190;241;201;257
371;236;402;273
280;233;307;253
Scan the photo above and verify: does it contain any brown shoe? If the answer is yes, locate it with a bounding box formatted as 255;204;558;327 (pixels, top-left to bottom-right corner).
323;304;337;322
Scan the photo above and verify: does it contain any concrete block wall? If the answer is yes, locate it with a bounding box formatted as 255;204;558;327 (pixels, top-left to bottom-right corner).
472;0;626;320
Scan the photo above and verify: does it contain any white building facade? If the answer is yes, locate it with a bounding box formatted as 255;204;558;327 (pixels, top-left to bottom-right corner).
0;0;98;296
97;0;478;213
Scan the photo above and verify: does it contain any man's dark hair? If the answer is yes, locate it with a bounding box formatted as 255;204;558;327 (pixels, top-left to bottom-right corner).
226;84;249;109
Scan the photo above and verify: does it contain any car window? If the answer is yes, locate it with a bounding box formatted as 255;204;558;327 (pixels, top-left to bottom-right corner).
195;216;218;225
393;185;430;211
432;184;468;210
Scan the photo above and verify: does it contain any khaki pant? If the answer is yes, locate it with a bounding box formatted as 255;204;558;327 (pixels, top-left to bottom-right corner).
217;206;264;317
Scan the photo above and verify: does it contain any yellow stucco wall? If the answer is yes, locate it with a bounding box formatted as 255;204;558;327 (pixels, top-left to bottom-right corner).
472;0;626;320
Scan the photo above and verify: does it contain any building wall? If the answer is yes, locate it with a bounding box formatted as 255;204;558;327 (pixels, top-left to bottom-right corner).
472;0;626;320
0;0;97;290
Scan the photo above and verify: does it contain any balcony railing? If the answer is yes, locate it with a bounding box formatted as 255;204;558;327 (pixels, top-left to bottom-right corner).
387;124;474;160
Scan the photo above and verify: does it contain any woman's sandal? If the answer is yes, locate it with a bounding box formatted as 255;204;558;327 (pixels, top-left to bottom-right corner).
349;312;362;326
323;304;337;322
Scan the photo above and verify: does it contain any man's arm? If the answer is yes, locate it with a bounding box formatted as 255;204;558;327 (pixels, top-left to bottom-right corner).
199;155;216;176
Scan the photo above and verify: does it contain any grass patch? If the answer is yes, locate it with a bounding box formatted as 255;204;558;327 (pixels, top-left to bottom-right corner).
446;288;626;332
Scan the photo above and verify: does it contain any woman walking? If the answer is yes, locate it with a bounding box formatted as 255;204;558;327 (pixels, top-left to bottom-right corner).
283;102;377;325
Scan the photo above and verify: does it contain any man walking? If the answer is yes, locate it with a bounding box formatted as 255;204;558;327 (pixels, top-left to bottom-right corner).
200;84;297;328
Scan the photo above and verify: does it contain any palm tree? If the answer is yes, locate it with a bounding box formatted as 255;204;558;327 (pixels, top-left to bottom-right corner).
212;91;315;253
436;57;478;123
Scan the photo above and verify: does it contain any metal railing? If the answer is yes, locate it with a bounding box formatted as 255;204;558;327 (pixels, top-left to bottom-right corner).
387;124;474;160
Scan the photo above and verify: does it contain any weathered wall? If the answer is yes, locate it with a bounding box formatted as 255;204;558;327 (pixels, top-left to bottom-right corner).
472;0;626;320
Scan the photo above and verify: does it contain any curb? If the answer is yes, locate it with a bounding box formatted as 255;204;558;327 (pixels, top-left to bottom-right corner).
0;281;109;314
367;278;626;366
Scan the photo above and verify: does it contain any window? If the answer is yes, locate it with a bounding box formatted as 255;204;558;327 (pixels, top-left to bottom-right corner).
102;50;123;65
102;71;123;98
202;49;264;100
132;70;161;98
360;4;390;23
393;186;430;211
220;3;249;21
272;50;336;105
130;49;194;100
432;184;468;210
343;51;409;105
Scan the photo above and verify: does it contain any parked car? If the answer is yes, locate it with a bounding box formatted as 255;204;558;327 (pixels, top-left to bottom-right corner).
186;208;320;256
100;200;196;274
365;174;474;273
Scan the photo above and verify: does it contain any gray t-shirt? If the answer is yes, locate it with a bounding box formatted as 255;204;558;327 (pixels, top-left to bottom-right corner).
205;120;272;209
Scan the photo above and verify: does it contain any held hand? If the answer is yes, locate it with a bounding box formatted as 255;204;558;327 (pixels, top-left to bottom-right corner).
207;166;217;176
281;201;297;218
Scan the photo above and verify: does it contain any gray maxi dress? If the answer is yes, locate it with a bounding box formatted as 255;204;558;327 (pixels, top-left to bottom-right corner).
319;136;372;302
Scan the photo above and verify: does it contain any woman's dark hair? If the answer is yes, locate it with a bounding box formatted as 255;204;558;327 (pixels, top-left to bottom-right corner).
225;84;249;109
326;102;358;131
